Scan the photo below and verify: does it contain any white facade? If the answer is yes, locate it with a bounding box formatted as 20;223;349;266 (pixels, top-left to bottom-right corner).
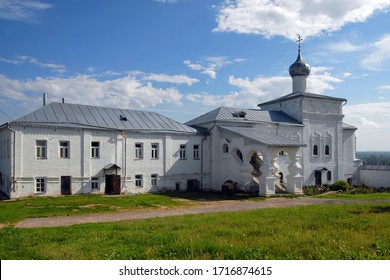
0;50;362;198
0;105;205;199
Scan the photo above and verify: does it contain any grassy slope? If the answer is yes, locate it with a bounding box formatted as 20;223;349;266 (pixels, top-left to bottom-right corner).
1;202;389;260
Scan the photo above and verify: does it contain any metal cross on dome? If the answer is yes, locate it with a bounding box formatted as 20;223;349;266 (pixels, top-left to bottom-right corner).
296;35;303;52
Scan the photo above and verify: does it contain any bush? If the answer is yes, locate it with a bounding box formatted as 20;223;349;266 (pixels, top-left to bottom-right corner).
331;180;350;192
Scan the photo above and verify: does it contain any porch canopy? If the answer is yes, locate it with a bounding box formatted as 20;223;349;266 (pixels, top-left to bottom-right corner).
219;125;306;196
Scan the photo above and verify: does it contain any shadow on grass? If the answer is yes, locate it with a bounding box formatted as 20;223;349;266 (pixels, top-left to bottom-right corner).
370;205;390;214
155;191;264;202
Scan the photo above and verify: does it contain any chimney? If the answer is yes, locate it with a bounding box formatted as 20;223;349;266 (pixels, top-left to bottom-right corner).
43;93;47;106
62;98;65;103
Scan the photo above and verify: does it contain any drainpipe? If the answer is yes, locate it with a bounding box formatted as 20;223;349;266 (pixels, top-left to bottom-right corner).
120;131;127;192
7;124;16;194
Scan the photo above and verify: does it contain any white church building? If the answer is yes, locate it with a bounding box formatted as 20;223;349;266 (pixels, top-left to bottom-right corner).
0;50;362;198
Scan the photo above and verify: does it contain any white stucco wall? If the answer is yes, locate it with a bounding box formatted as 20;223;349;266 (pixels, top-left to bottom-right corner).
5;124;204;198
359;169;390;189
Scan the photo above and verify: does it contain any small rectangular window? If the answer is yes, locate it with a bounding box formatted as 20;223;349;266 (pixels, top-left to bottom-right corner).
36;140;47;159
151;174;158;187
193;144;200;160
151;143;159;159
180;144;186;159
59;141;70;158
91;142;100;158
135;174;143;187
91;177;99;191
6;139;10;158
135;143;143;159
36;178;46;193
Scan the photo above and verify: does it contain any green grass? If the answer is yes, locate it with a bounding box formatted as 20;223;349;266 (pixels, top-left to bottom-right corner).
0;192;265;225
315;192;390;200
0;193;198;224
0;202;389;260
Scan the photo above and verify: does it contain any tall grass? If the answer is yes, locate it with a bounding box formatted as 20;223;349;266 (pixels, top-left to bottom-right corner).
1;203;389;260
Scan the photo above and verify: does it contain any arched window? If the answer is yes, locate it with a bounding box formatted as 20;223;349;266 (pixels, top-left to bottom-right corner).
236;149;243;162
325;145;330;156
327;171;332;181
313;145;318;156
222;143;229;153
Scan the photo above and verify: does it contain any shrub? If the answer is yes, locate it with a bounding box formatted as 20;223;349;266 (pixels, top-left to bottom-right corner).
331;180;350;192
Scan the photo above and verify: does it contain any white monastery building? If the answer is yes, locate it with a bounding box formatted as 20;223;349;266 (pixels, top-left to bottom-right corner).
0;50;362;198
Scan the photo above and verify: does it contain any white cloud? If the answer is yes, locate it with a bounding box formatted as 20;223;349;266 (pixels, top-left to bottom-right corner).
359;117;381;128
154;0;179;4
186;67;342;107
0;0;53;21
343;102;390;150
214;0;390;40
184;56;243;79
142;73;199;86
0;55;67;73
378;85;390;91
0;73;184;111
362;34;390;70
326;41;365;52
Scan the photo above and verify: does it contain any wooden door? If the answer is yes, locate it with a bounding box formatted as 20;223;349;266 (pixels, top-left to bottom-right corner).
105;175;121;194
61;176;71;195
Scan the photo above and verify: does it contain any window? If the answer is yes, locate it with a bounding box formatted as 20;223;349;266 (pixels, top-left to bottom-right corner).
313;145;318;156
135;174;143;187
36;178;46;193
193;144;200;160
135;143;143;159
91;177;99;191
151;143;159;159
179;144;186;159
91;142;100;158
59;141;70;158
327;171;332;181
36;140;47;159
151;174;158;187
325;145;330;156
222;143;229;153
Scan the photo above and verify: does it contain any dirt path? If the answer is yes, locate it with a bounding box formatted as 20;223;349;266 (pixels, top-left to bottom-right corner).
10;197;390;229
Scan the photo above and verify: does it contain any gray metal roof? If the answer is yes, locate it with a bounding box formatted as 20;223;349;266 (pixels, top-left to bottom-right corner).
342;122;358;130
11;102;197;134
186;107;300;127
258;92;347;107
360;165;390;171
219;126;306;147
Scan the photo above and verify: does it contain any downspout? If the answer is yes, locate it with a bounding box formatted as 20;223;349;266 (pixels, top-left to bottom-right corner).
7;124;16;194
120;131;127;192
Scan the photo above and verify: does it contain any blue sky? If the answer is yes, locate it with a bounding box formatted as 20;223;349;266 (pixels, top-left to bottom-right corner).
0;0;389;151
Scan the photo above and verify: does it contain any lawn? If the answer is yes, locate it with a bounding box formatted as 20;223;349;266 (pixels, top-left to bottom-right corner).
0;200;389;259
0;192;263;224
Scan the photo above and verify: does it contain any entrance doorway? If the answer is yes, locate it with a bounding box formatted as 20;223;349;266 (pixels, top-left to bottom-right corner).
61;176;71;195
187;179;200;192
105;175;121;195
315;171;322;186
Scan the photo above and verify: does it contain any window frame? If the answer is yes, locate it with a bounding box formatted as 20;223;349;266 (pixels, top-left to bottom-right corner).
325;145;330;156
151;143;159;159
135;143;143;159
193;144;200;160
91;177;99;191
151;174;158;187
36;140;47;159
179;144;186;160
135;174;143;187
91;141;100;158
313;145;319;157
59;141;70;159
35;178;46;193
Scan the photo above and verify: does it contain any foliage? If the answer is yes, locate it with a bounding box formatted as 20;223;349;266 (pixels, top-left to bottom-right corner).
0;203;389;260
357;151;390;166
331;180;350;192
